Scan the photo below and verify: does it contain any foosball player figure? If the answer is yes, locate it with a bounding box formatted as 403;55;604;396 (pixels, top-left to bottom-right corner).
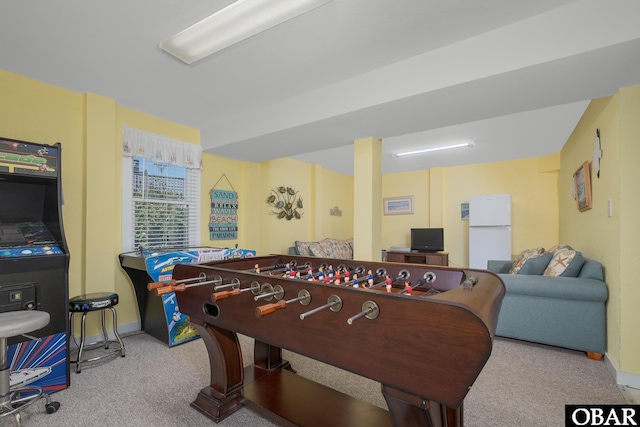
327;264;334;277
335;271;341;282
385;274;393;293
283;263;291;277
343;269;351;284
307;273;314;281
290;268;297;278
404;281;412;295
367;270;374;287
324;274;331;284
333;278;341;285
254;263;260;273
295;271;302;279
352;274;359;288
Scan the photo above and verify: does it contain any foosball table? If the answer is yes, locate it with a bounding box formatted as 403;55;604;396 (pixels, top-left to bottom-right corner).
149;254;505;427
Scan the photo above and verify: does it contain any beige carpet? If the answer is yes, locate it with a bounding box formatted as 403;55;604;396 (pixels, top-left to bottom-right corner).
6;332;628;427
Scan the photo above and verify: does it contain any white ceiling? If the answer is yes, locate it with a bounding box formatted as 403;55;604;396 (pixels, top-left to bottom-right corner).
2;0;640;175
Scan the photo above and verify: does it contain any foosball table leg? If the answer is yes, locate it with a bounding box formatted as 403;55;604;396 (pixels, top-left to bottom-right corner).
382;385;462;427
190;322;245;423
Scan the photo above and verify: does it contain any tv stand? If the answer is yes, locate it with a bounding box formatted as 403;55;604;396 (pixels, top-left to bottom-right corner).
386;251;448;266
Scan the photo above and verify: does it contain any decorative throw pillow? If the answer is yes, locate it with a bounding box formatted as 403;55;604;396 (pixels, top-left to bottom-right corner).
517;252;553;275
544;248;579;277
547;244;574;255
308;238;333;258
559;251;585;277
331;239;353;259
509;247;545;274
295;240;313;257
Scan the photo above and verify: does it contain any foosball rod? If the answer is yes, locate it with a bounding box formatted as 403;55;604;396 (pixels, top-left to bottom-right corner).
155;276;226;295
147;272;212;290
278;262;315;276
255;289;311;317
347;301;379;325
398;278;428;294
299;295;343;320
259;261;302;276
248;262;287;274
211;281;261;302
365;268;391;289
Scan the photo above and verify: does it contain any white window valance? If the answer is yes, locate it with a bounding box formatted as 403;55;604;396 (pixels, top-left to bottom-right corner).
122;125;202;170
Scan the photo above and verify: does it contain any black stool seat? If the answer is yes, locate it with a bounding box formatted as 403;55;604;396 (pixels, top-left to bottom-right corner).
69;292;125;373
69;292;119;312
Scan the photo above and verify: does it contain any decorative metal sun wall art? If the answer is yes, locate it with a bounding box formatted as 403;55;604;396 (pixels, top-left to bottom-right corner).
267;186;304;220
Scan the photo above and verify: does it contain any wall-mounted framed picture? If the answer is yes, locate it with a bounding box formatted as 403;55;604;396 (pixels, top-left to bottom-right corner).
461;203;469;220
573;161;592;212
383;196;414;215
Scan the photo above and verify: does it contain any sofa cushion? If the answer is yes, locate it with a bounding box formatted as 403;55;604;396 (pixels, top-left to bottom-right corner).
578;259;604;281
308;238;353;259
544;248;583;277
517;252;552;275
559;251;585;277
509;247;545;274
295;240;313;257
496;273;608;302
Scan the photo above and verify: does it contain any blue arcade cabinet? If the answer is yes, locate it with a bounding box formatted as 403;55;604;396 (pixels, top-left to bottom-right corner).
0;137;70;394
119;247;255;346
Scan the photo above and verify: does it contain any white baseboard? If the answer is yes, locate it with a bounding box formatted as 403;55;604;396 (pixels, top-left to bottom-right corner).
605;352;640;389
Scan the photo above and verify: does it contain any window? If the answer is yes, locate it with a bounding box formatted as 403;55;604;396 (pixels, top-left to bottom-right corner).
121;126;201;252
122;125;202;252
122;157;200;251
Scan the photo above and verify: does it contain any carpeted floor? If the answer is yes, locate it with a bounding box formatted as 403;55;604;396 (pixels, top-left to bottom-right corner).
4;332;633;427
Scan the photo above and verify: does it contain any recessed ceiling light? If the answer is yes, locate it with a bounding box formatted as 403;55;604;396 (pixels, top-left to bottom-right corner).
160;0;334;64
395;141;474;157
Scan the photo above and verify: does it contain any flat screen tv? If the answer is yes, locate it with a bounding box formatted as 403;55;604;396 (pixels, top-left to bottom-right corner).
410;228;444;253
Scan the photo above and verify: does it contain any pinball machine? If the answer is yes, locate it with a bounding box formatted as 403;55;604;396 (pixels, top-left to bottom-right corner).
149;254;505;426
119;247;256;346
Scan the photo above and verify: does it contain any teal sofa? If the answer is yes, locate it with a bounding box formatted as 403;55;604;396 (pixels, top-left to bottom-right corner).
487;259;608;359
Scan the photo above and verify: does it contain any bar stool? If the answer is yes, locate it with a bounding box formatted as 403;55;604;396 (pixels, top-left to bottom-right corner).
0;310;60;425
69;292;125;374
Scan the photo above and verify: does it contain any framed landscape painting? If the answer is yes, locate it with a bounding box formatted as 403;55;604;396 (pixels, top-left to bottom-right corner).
383;196;414;215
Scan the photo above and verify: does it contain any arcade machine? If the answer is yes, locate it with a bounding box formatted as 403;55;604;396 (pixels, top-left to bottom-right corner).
0;137;70;393
119;247;255;346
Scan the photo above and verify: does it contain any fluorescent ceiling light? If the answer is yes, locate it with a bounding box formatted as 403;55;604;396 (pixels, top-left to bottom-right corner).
395;141;474;157
160;0;333;64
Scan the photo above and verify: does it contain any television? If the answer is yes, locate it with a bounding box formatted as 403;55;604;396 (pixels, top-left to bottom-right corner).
410;228;444;253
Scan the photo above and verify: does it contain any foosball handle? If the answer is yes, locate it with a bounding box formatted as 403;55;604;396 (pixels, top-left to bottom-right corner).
156;285;182;295
211;288;241;302
148;280;176;290
255;300;287;317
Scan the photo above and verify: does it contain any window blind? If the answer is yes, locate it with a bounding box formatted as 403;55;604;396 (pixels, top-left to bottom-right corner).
122;157;200;251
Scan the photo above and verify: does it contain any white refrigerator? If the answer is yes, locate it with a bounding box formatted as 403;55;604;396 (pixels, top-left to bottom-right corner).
468;194;511;269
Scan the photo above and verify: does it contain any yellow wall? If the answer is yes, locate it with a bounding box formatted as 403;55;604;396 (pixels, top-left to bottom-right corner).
382;157;560;268
258;158;355;255
0;69;85;307
381;170;430;249
320;168;354;241
560;86;640;380
618;85;640;378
